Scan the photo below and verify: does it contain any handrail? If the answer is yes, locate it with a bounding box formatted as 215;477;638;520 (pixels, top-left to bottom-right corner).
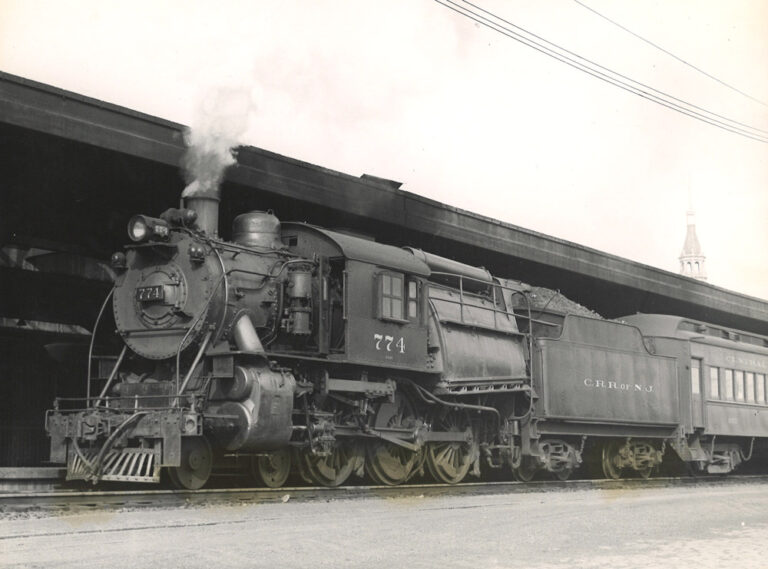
427;269;534;344
57;394;194;402
51;395;195;413
86;288;115;407
174;272;227;390
119;326;194;335
177;329;213;401
94;345;127;407
425;269;535;420
492;283;498;329
429;271;512;293
429;285;512;331
210;242;229;347
436;317;525;336
432;293;510;319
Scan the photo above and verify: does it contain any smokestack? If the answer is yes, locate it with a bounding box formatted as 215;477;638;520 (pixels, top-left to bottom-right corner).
183;181;220;236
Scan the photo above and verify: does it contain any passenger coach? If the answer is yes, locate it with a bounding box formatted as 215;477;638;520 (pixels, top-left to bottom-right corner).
623;314;768;474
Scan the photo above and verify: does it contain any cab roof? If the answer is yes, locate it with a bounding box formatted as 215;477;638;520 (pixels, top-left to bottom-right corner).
282;222;430;276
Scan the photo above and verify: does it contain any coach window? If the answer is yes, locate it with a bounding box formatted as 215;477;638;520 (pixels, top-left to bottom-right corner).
690;359;701;395
762;374;768;405
762;374;767;405
757;373;766;404
734;370;745;402
746;372;755;404
709;367;720;399
724;369;734;401
378;272;405;321
760;373;768;405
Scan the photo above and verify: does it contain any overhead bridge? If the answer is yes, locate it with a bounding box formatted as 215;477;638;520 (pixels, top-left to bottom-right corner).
2;71;764;334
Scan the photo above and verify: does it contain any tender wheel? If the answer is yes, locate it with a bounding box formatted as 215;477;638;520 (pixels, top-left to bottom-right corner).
168;436;213;490
366;391;423;486
512;456;538;482
298;442;362;487
425;410;475;485
251;448;292;488
686;461;706;477
553;467;573;481
636;466;653;479
601;441;623;480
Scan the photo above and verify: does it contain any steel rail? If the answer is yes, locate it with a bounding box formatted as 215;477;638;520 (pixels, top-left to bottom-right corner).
3;475;768;518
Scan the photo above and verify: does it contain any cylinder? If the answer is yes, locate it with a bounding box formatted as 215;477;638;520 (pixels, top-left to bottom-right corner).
208;366;296;451
217;365;254;401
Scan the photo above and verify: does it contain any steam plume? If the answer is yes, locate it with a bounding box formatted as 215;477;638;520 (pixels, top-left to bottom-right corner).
181;86;256;198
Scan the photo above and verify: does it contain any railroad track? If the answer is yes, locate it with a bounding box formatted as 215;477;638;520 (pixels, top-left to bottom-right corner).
3;475;768;518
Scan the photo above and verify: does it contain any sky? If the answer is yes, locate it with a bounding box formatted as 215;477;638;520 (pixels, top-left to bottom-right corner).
1;0;766;299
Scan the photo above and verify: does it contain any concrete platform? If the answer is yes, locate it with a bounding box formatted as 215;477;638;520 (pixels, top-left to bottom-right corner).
0;467;65;493
2;479;768;568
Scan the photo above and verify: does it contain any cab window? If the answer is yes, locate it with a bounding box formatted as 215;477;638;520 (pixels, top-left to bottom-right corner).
378;272;419;323
379;272;404;321
407;280;419;320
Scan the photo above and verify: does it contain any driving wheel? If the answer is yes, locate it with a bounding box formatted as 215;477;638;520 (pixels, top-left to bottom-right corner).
365;391;423;486
298;442;362;487
425;410;475;484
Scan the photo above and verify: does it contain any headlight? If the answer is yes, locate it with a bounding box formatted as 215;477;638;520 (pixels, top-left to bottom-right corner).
128;217;148;241
128;215;169;242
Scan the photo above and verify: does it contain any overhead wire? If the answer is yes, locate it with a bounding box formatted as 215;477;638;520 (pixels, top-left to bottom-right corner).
449;0;768;140
462;0;768;137
572;0;768;109
434;0;768;143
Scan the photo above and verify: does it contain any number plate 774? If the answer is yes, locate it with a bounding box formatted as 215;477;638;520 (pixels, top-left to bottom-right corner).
373;333;405;354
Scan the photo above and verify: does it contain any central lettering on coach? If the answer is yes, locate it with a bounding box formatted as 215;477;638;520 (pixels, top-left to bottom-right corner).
583;378;654;393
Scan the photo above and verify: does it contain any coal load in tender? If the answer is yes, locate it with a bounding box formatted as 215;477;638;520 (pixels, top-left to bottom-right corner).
516;286;603;318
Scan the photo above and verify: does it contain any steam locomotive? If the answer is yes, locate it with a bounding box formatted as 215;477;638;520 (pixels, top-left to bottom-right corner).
46;191;768;489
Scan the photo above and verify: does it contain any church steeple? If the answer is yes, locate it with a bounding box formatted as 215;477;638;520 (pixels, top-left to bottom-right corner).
679;209;707;281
